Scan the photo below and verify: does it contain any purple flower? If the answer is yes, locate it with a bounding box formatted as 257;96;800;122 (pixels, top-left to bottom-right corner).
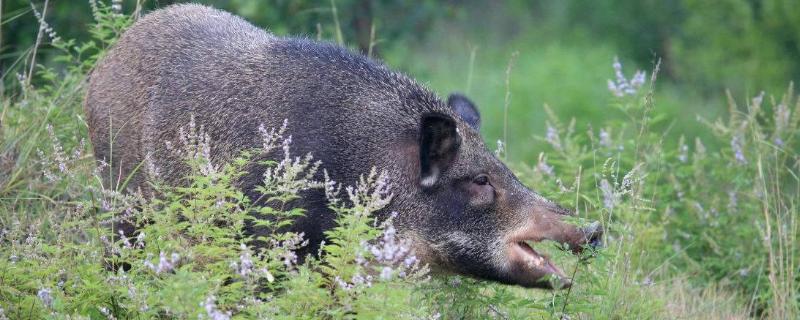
599;129;612;148
380;266;393;280
202;296;231;320
144;251;180;274
731;135;746;165
545;125;561;149
607;57;646;97
37;288;53;308
536;154;554;176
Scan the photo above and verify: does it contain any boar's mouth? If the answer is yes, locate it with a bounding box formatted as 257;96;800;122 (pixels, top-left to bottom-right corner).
515;241;566;276
506;237;571;289
501;215;602;289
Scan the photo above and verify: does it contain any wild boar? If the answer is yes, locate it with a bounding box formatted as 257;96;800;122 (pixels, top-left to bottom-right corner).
85;4;601;289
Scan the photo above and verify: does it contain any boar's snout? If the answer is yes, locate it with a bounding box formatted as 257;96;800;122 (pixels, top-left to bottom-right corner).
583;221;604;250
501;200;604;289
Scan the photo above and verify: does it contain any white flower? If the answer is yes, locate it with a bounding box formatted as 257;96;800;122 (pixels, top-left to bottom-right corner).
600;179;616;210
201;296;231;320
144;251;180;274
380;266;393;280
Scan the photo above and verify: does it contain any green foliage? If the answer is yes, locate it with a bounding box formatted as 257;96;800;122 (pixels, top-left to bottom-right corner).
558;0;800;95
0;1;798;319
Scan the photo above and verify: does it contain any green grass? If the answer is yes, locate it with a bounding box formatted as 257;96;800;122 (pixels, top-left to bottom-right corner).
0;2;798;319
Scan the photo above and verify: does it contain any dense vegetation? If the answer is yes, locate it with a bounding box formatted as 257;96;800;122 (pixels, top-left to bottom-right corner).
0;1;798;319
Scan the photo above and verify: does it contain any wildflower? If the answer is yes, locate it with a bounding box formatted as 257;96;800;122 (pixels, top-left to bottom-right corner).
380;266;393;280
100;306;117;320
202;296;232;320
620;165;641;194
134;232;145;248
536;153;554;176
727;190;738;213
630;70;646;88
599;179;616;210
31;3;61;43
403;255;418;268
556;178;571;193
350;273;373;288
170;115;218;176
692;202;710;222
323;170;341;206
545;124;561;150
598;129;612;148
607;80;623;97
89;0;101;21
144;152;160;179
268;233;307;270
258;119;289;153
344;169;393;215
119;230;133;249
38;125;85;182
738;268;749;277
607;57;646;97
264;269;275;283
259;129;323;197
730;135;746;165
363;213;424;281
774;102;790;133
677;136;689;163
144;251;180;274
231;243;254;277
335;276;354;291
37;288;53;308
494;139;505;158
16;72;29;98
111;0;123;14
369;224;407;262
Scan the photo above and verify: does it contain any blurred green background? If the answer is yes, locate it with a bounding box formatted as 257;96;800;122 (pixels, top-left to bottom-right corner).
2;0;798;162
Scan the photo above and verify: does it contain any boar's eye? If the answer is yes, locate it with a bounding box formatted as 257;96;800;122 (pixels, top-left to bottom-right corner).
473;174;490;186
468;174;495;206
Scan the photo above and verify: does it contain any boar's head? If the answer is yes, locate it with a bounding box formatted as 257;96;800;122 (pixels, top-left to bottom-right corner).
397;94;602;289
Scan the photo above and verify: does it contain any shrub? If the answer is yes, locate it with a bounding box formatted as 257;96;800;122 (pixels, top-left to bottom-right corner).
0;2;797;319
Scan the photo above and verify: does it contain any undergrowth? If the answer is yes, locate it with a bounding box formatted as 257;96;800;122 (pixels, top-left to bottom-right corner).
0;1;797;319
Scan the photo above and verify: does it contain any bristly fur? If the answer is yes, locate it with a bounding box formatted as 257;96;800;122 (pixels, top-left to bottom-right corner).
85;4;600;288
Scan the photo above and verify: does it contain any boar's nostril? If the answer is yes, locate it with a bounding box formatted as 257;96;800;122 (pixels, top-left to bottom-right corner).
583;221;603;249
589;236;602;249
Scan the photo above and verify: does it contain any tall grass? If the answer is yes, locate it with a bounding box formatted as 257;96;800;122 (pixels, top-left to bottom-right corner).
0;1;797;319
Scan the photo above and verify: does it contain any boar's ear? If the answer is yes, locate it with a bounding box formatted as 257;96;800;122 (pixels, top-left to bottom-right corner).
447;93;480;131
419;113;461;188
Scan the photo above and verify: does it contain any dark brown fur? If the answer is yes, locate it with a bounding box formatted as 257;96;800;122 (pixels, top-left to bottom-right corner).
85;4;600;288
